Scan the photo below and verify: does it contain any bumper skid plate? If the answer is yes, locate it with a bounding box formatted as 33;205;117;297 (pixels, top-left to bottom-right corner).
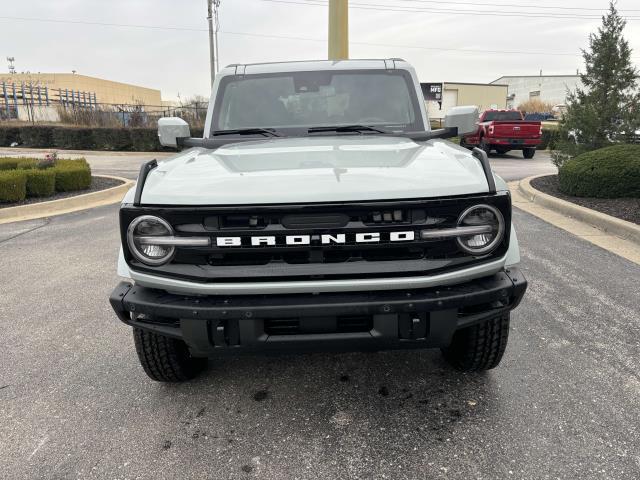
110;269;527;356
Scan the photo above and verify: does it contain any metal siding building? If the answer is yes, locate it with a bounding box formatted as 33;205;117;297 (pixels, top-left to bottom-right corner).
424;82;508;120
491;75;582;109
0;73;162;106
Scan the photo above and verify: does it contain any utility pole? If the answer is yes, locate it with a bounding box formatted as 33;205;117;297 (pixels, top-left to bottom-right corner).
207;0;221;85
214;1;220;73
328;0;348;60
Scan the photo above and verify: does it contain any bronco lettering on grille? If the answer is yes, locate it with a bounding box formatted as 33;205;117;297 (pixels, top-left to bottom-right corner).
215;231;415;247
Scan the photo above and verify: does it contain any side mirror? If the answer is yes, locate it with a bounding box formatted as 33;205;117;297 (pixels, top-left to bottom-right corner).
444;106;479;136
158;117;191;148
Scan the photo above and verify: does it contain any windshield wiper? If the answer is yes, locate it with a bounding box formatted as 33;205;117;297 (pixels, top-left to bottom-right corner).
307;125;392;134
212;128;282;137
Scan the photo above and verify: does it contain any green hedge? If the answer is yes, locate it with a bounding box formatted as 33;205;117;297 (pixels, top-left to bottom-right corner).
0;157;91;202
130;128;160;152
53;163;91;192
25;169;56;197
0;126;20;146
52;127;96;150
91;128;133;151
17;125;55;148
0;125;206;151
16;158;40;169
0;157;47;170
0;158;19;170
0;170;27;202
558;144;640;198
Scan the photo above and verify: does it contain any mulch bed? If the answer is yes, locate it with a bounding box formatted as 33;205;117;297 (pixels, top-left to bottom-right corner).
530;175;640;225
0;176;124;209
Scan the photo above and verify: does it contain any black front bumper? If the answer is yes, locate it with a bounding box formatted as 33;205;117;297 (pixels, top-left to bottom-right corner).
109;268;527;356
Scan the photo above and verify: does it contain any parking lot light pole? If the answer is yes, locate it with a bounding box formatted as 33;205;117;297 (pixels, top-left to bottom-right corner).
328;0;348;60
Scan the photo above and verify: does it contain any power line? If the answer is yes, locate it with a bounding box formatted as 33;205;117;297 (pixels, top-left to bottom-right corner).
263;0;640;19
256;0;640;20
391;0;640;13
0;15;208;31
1;14;639;60
221;30;640;60
0;14;603;40
220;30;581;56
280;0;640;14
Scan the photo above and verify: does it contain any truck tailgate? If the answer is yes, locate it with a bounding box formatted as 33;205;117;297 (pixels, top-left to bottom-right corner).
490;121;541;138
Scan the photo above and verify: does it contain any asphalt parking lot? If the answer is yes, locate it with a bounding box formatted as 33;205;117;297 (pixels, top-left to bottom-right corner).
1;150;639;479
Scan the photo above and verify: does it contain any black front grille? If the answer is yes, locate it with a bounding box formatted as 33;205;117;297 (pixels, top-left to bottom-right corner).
264;315;373;335
120;193;511;283
264;318;300;335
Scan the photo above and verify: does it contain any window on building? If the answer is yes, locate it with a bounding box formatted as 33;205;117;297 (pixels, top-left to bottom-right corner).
529;91;541;98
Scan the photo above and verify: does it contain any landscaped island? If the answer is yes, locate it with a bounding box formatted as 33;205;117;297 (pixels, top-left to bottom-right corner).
0;155;92;204
533;145;640;225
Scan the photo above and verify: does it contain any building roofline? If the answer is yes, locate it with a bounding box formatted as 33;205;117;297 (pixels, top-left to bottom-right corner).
490;74;581;83
443;81;508;87
0;72;160;92
422;81;508;87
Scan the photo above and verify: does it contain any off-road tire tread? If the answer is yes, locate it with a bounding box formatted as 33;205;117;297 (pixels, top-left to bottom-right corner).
133;328;206;382
441;313;510;371
480;138;492;156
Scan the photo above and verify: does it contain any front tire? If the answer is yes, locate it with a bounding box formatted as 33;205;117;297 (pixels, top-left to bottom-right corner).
133;328;207;382
459;137;472;150
480;138;492;156
523;147;536;159
441;313;510;371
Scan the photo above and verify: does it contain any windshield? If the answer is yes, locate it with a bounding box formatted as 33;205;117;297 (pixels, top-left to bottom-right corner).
212;69;423;134
482;111;523;121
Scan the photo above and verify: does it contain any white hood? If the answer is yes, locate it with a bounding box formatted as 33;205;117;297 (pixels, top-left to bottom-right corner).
140;136;491;205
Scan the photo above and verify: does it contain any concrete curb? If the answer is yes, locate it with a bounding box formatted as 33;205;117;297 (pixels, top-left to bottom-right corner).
0;175;134;225
518;174;640;245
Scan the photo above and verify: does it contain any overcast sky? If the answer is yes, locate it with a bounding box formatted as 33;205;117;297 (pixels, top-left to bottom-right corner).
1;0;639;100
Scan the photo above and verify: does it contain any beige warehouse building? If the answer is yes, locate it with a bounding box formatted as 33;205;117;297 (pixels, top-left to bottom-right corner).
0;73;162;106
422;82;508;120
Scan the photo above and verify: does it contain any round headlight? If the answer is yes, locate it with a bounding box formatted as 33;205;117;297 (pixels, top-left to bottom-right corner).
127;215;175;266
456;204;505;255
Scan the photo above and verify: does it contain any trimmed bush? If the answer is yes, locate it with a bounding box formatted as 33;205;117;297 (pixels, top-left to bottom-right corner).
52;127;96;150
0;157;51;170
56;158;89;169
18;125;55;148
16;158;40;170
25;169;56;197
0;125;206;151
130;128;161;152
0;126;21;147
558;144;640;198
92;128;133;151
0;158;19;170
0;170;27;202
53;159;92;192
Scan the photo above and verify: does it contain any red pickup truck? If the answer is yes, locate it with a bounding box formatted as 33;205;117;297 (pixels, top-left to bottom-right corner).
461;109;542;159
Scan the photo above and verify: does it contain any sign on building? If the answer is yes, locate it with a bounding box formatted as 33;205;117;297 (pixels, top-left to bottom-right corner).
420;83;443;108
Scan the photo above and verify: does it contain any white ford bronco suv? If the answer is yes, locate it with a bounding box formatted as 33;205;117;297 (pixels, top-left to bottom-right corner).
109;59;527;382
